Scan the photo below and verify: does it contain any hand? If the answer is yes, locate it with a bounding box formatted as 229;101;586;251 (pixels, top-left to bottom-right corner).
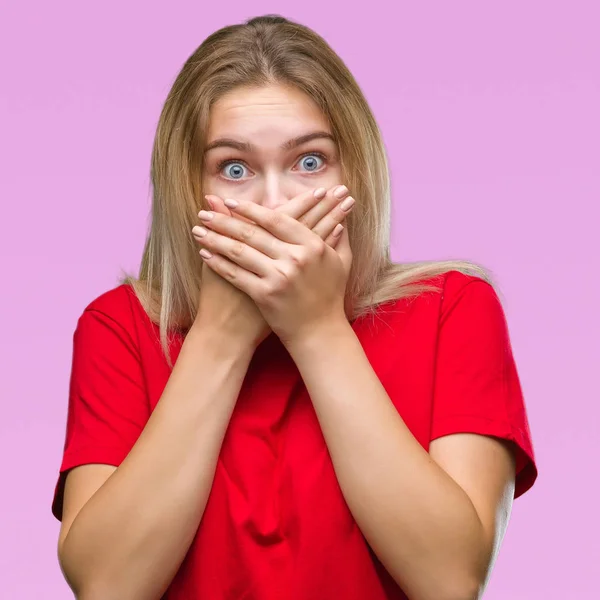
192;185;355;349
194;193;354;346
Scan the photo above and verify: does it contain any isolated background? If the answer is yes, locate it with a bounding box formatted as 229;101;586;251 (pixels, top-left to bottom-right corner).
1;1;598;598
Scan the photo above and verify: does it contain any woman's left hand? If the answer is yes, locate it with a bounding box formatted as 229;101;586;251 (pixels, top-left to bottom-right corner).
194;197;353;346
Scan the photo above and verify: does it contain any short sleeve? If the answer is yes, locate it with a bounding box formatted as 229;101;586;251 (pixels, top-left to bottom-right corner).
430;275;538;498
52;307;150;520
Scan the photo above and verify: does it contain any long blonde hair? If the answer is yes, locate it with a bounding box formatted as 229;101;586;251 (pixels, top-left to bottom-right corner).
119;14;494;367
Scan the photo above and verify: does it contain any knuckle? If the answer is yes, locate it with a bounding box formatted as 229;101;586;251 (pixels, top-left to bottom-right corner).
221;263;237;281
261;280;281;300
239;225;255;242
229;241;245;258
309;239;326;257
266;211;285;231
220;261;236;282
275;263;296;285
268;237;282;255
263;282;277;298
290;248;309;267
334;205;347;219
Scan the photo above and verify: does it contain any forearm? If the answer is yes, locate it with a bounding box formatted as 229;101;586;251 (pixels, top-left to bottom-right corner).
285;321;486;600
60;327;254;600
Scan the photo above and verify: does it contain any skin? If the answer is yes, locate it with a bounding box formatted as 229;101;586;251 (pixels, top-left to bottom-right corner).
195;83;518;599
195;83;355;347
202;83;344;208
195;191;516;598
56;84;355;599
57;83;516;600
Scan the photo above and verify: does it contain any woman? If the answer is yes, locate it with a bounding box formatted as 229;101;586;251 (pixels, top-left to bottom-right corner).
52;14;537;600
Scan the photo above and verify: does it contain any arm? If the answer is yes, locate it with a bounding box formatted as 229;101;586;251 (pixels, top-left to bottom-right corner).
58;326;254;600
284;320;516;600
57;186;356;599
188;197;523;598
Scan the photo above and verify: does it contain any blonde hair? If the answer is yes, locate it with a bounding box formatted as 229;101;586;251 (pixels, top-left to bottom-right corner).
119;14;495;368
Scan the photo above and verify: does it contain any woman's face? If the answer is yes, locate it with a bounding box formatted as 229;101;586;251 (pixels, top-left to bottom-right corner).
203;84;343;208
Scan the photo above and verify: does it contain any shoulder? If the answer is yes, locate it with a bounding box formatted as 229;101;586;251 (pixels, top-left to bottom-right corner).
438;268;499;306
84;282;138;313
80;283;144;320
75;283;151;346
439;269;496;296
366;269;505;345
415;269;497;301
380;269;498;317
435;271;506;332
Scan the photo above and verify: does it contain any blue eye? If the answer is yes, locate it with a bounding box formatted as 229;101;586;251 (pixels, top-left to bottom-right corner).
217;152;327;182
221;162;247;180
298;153;325;172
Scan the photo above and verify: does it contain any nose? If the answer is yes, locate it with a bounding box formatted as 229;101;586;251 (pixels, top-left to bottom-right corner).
259;172;296;210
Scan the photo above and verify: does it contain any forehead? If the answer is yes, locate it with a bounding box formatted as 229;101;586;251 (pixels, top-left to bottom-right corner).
207;84;330;135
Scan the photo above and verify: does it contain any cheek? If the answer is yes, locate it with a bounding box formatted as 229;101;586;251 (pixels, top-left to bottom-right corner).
201;170;240;197
320;169;344;187
319;159;343;183
201;177;262;212
203;181;259;205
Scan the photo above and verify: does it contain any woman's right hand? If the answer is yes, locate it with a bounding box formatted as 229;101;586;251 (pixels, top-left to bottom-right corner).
191;185;354;350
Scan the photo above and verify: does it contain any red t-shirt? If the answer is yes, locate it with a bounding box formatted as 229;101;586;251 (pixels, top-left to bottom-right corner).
52;270;537;599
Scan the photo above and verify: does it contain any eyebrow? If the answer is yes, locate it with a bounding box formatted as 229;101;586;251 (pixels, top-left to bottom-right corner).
204;131;336;153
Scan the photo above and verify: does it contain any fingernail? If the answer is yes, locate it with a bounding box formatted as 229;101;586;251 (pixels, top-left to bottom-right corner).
199;249;212;259
192;226;208;237
224;198;239;208
333;224;344;237
334;185;349;199
340;196;355;211
198;210;214;221
313;187;327;199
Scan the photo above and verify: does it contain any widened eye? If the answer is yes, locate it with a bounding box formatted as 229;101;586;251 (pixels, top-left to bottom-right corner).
297;153;325;172
221;162;248;180
217;151;327;182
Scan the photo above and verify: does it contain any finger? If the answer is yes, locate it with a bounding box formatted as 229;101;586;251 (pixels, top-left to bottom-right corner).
197;209;284;260
205;194;233;217
223;198;315;245
193;225;272;276
311;191;355;241
199;250;261;296
324;222;345;249
274;185;354;245
335;223;353;277
275;186;329;221
206;193;261;227
297;184;350;230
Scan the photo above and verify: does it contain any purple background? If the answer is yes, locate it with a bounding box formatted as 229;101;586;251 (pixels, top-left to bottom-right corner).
2;1;598;598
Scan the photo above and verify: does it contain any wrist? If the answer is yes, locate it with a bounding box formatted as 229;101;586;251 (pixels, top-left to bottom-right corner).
186;323;257;362
281;316;353;357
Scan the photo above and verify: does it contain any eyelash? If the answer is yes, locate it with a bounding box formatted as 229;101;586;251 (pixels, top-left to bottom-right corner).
216;151;328;183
